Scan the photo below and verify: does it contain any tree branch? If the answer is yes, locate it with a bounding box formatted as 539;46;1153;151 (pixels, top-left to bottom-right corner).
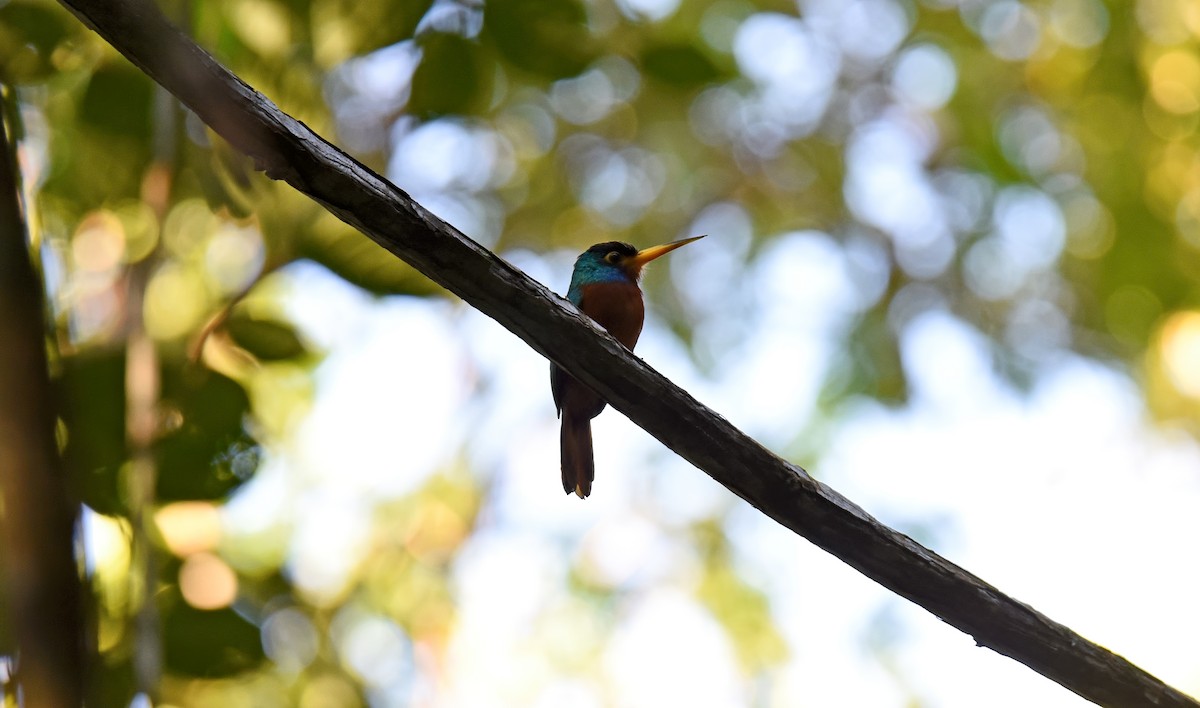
55;0;1198;705
0;91;85;708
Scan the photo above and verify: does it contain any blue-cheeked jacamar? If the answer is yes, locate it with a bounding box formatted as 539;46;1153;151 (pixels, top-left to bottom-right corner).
551;235;704;498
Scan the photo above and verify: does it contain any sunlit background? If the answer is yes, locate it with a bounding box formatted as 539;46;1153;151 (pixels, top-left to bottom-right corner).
3;0;1200;704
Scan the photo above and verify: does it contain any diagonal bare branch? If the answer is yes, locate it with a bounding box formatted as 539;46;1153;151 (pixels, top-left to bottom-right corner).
54;0;1199;705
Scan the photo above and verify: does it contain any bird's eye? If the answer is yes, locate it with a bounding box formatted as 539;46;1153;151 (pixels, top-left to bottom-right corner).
604;251;621;264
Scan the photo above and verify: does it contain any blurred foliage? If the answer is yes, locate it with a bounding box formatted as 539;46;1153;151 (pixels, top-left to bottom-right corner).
163;595;266;677
409;32;489;117
57;351;259;513
224;312;307;361
692;520;787;670
5;0;1200;702
484;0;597;78
154;366;259;503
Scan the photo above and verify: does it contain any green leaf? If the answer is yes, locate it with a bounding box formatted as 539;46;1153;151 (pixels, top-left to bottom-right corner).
822;306;909;407
691;519;787;671
84;653;137;708
155;367;259;502
641;42;723;87
295;212;440;296
58;350;128;516
161;367;248;439
58;353;261;508
409;33;491;118
484;0;595;80
0;0;74;82
162;595;265;677
225;313;308;361
192;135;259;220
155;434;260;502
80;63;154;137
312;0;435;65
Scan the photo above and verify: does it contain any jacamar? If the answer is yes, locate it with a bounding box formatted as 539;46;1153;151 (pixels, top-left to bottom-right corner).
551;235;704;498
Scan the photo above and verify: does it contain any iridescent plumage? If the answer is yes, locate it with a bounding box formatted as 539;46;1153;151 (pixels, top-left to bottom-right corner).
551;236;703;498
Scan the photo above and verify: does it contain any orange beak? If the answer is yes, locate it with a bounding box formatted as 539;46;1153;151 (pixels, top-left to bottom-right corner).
629;235;705;273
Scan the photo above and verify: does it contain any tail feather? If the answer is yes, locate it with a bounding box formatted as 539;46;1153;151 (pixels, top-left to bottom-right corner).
560;414;594;498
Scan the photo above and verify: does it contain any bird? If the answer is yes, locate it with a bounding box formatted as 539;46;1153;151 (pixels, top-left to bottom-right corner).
551;235;704;499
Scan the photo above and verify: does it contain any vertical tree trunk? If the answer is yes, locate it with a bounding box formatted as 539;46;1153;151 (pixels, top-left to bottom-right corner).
0;92;85;706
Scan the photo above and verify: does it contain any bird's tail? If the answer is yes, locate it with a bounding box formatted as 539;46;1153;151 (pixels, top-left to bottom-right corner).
560;413;594;499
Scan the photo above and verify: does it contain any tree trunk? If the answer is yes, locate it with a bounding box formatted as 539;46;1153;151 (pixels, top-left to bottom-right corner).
0;91;85;708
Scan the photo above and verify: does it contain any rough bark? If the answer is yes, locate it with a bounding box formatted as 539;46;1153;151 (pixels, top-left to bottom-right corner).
54;0;1200;705
0;95;85;708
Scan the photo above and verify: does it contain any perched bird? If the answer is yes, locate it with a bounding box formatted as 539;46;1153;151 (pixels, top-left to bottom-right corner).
551;235;704;498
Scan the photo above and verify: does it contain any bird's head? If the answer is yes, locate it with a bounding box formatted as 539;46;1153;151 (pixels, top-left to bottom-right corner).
572;235;705;285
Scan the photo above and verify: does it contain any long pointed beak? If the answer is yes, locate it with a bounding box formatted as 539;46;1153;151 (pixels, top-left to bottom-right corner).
630;235;705;270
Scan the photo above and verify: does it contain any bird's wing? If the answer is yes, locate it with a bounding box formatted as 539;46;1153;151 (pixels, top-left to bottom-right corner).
551;283;596;416
550;361;565;417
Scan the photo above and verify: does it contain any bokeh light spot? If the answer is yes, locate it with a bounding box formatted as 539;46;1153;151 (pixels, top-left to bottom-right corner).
82;507;131;575
206;224;265;295
1151;51;1200;115
1007;298;1071;361
113;200;160;263
1050;0;1109;47
700;2;749;53
163;199;219;258
155;501;222;557
72;210;125;273
1160;310;1200;397
980;1;1042;61
1062;190;1115;258
263;607;320;674
390;120;500;193
616;0;680;22
892;44;957;111
551;68;618;125
964;237;1022;301
230;0;292;57
179;552;238;610
998;105;1063;176
335;613;412;689
144;263;209;340
832;0;912;62
733;13;839;138
299;674;359;708
997;187;1066;265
